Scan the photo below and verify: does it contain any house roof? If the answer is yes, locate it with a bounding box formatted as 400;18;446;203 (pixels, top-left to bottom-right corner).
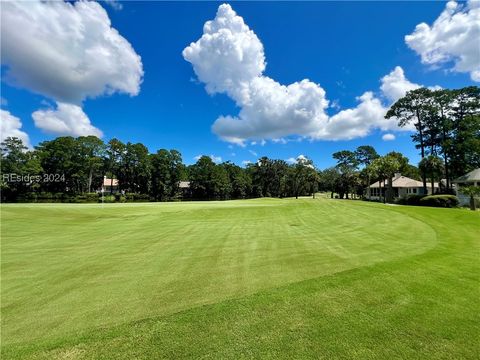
179;181;190;188
452;168;480;183
369;175;438;188
103;178;119;186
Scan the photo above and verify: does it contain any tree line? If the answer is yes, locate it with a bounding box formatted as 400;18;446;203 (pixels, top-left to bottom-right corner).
1;86;478;203
0;136;320;202
320;147;418;200
320;86;479;203
386;86;479;192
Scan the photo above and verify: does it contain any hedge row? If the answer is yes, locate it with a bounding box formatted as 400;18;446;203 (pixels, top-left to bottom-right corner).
395;194;426;206
396;194;459;208
14;192;154;203
420;195;459;208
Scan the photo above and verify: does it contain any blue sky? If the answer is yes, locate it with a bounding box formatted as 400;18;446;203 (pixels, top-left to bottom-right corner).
1;1;477;169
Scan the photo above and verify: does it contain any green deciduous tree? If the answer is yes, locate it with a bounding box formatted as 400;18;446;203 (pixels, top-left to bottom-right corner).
333;150;359;199
318;167;340;199
289;156;316;199
189;156;218;200
211;164;231;200
36;136;82;193
150;149;185;201
105;138;125;193
1;137;42;200
118;142;151;194
77;136;105;193
222;162;251;199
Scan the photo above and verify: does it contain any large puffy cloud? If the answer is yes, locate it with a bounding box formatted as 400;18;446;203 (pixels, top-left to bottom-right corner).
405;1;480;81
183;4;330;144
1;0;143;136
380;66;421;102
320;92;393;140
212;77;329;141
183;4;265;103
183;4;422;144
32;102;103;138
1;0;143;103
0;110;31;148
326;68;424;137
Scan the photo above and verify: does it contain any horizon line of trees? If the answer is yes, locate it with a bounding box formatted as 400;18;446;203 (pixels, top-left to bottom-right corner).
1;86;478;203
0;136;322;202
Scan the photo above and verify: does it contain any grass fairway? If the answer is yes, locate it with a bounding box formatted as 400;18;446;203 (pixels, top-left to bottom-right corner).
1;198;479;359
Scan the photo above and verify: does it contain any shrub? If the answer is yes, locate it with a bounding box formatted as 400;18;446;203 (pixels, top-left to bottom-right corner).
16;192;79;203
395;194;426;206
419;194;459;208
126;193;151;202
73;193;99;203
101;195;116;203
75;195;87;203
16;192;38;202
85;192;100;202
114;193;126;203
62;195;78;203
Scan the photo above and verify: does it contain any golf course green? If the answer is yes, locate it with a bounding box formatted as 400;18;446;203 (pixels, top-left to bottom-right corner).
1;198;479;359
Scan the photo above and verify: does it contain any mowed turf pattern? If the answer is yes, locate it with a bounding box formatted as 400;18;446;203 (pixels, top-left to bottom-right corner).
1;198;479;359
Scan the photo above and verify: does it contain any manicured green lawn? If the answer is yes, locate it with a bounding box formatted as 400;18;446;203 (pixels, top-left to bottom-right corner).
1;198;479;359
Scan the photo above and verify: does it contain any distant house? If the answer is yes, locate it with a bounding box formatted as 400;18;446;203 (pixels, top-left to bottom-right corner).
102;176;119;193
366;173;438;201
179;181;190;198
452;168;480;206
179;181;190;189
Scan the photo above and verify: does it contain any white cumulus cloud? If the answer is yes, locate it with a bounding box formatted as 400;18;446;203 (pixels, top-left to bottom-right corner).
382;133;396;141
405;0;480;81
1;109;31;148
182;4;265;102
183;4;427;144
1;0;143;136
32;102;103;138
380;66;421;102
183;4;329;144
320;92;393;140
104;0;123;11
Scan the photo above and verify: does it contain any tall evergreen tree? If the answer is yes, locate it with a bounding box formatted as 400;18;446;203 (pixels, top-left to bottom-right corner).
385;87;434;193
